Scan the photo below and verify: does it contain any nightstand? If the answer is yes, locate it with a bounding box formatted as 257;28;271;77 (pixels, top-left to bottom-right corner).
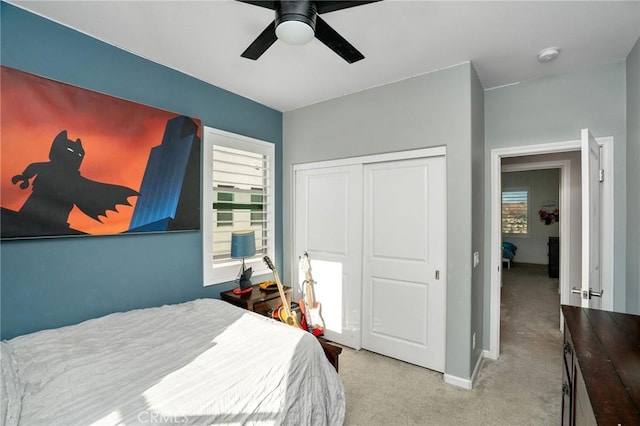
317;338;342;372
220;283;291;316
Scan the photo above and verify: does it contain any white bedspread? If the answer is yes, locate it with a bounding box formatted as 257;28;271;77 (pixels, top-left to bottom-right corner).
2;299;345;425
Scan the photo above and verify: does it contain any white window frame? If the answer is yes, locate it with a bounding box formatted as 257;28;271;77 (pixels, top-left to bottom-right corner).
202;127;275;286
501;186;530;237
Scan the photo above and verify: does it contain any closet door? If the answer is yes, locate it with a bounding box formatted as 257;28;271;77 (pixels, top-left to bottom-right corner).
361;156;446;372
294;165;363;348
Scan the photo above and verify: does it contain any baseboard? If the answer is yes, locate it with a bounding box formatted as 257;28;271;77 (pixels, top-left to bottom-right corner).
443;373;472;389
470;351;484;386
443;352;485;390
483;348;497;361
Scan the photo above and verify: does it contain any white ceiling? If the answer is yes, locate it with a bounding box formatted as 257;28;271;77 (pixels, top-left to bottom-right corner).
9;0;640;112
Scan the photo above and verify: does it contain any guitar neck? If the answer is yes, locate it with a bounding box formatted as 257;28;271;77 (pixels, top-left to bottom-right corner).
273;268;293;319
304;271;315;305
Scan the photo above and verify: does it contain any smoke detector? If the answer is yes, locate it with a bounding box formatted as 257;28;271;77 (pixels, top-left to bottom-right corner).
537;47;561;63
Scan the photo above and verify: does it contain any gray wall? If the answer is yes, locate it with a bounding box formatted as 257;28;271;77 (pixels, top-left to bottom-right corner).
484;61;628;331
470;67;485;374
502;169;560;265
283;63;478;380
627;37;640;314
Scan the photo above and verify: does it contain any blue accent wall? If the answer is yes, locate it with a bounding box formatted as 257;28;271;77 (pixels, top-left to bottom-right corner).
0;2;283;339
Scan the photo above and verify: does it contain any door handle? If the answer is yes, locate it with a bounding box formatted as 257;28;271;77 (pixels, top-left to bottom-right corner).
571;287;603;299
589;289;603;298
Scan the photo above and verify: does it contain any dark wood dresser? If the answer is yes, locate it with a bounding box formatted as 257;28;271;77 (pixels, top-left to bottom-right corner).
561;305;640;425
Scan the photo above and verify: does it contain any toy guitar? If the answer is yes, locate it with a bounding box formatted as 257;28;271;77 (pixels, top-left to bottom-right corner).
300;252;325;337
263;256;302;329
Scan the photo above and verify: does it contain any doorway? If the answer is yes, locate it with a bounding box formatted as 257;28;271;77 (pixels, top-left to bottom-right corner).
488;137;614;360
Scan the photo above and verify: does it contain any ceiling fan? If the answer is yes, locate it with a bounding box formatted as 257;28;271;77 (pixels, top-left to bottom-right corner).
238;1;381;64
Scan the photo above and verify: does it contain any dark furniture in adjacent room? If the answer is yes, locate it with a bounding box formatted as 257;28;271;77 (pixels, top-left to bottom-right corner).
548;236;559;278
561;305;640;425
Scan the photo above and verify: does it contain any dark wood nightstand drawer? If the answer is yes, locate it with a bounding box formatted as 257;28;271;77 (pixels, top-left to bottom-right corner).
318;338;342;372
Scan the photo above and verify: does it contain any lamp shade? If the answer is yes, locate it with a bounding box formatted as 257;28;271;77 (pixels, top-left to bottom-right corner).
230;231;256;259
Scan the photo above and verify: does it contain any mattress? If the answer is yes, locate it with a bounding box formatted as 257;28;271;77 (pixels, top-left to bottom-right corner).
1;298;345;425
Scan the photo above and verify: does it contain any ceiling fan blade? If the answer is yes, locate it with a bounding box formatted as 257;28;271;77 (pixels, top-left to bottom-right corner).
241;21;278;60
314;16;364;63
315;0;381;15
235;1;277;11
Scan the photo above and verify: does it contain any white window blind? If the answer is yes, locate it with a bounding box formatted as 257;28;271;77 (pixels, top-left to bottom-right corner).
203;127;274;286
212;145;270;263
502;189;529;234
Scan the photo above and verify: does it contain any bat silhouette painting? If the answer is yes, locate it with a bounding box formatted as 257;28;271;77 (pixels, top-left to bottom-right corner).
1;66;201;239
4;131;139;238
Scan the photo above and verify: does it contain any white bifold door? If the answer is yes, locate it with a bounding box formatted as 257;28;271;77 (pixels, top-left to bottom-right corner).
294;151;446;372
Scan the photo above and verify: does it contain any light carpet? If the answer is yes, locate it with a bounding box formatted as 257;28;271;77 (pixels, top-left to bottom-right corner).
339;263;562;425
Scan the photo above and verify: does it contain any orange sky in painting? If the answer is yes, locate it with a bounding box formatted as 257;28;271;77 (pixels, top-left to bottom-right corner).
0;66;199;235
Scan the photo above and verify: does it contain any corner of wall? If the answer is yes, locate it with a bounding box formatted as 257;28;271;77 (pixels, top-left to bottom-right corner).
626;36;640;314
470;61;486;371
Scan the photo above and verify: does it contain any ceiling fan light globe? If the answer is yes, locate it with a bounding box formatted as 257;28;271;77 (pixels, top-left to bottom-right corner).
276;21;314;45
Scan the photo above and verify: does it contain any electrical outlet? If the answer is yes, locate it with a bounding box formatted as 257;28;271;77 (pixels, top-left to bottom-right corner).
472;332;476;350
473;251;480;268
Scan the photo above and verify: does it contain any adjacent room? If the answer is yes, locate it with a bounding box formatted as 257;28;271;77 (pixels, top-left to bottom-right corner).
1;1;639;425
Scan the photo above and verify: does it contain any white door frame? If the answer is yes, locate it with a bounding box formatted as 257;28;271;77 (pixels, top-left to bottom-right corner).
488;137;613;360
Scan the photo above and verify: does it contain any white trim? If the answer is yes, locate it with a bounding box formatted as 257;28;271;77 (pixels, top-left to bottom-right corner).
202;126;275;286
502;161;570;172
444;373;473;390
483;349;496;361
599;137;614;312
471;351;485;387
489;137;614;360
293;146;446;172
446;351;485;389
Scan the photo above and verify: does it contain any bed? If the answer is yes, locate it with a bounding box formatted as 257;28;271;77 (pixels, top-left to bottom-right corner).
1;298;345;425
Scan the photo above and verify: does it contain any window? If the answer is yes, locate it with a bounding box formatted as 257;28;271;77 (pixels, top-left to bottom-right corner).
502;189;529;235
203;127;275;286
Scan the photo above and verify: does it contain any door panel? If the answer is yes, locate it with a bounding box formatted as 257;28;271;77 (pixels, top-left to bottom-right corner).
362;156;446;371
294;165;363;348
370;277;428;345
581;129;602;309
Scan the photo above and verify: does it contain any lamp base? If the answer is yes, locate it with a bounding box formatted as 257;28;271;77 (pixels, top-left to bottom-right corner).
234;266;253;294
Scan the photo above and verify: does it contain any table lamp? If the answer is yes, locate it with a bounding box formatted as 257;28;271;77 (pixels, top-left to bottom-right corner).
231;230;256;294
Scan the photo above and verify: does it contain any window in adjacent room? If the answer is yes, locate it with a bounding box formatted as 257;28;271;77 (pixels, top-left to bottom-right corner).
203;127;275;286
502;188;529;235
